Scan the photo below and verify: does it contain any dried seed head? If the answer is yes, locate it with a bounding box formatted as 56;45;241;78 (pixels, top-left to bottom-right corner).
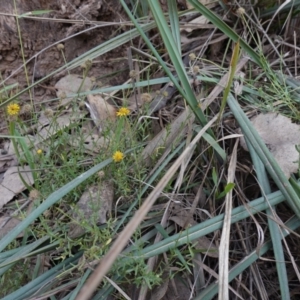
43;210;51;218
193;65;200;74
57;43;65;51
189;53;196;61
141;93;152;103
98;170;105;178
79;100;86;109
236;7;245;16
81;127;88;134
29;189;40;200
44;108;54;118
21;104;33;114
129;70;138;79
59;92;66;100
81;59;92;70
162;91;168;97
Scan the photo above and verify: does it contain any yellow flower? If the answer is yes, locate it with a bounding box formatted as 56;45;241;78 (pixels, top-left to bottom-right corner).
116;107;130;117
7;103;20;116
112;151;124;162
37;149;43;155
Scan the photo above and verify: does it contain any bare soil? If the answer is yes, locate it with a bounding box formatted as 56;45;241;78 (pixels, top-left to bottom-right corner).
0;0;130;133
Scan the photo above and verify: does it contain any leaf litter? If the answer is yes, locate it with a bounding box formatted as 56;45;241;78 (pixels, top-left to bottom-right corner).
240;112;300;178
3;3;298;298
1;73;116;230
69;180;114;238
0;166;34;209
55;74;93;106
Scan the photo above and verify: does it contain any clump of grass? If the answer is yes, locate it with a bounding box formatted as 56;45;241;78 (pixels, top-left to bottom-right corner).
2;1;300;299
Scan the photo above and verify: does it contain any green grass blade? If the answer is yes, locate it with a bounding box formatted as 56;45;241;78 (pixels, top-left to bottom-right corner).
219;40;240;120
0;237;49;274
135;188;286;259
2;252;82;300
146;0;211;130
167;0;181;54
114;141;185;234
120;0;212;133
188;0;262;67
0;22;156;107
68;269;92;300
260;0;300;17
66;73;219;101
247;140;290;300
196;130;226;161
19;10;52;17
196;216;300;300
227;93;300;218
156;224;192;274
0;83;18;97
0;158;112;252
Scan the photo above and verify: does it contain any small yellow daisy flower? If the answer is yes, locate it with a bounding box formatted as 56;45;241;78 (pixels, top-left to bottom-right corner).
116;107;130;117
112;151;124;162
37;149;43;155
7;103;20;116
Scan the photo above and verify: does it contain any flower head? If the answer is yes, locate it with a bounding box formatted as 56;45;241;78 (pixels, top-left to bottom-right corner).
116;107;130;117
21;104;33;114
189;53;196;61
129;70;138;79
141;93;152;103
57;43;64;51
236;7;245;16
112;151;124;162
37;149;43;155
193;65;200;74
29;189;40;200
7;103;20;116
44;108;54;118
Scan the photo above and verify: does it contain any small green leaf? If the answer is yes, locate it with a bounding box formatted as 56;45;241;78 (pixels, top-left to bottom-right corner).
19;10;52;18
217;183;235;199
219;40;240;120
212;167;218;186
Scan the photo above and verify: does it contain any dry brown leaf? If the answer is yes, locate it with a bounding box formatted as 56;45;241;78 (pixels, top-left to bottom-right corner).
0;143;18;172
127;92;155;111
170;204;218;258
0;166;34;209
70;133;111;153
69;181;114;238
164;276;191;300
4;136;37;158
183;1;216;33
240;112;300;178
182;15;210;33
187;0;216;9
86;94;116;131
37;111;85;141
20;110;87;158
194;237;218;258
55;74;93;106
150;273;169;300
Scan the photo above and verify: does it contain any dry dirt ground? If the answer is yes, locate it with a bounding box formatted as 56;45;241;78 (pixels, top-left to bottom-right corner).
0;0;130;134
